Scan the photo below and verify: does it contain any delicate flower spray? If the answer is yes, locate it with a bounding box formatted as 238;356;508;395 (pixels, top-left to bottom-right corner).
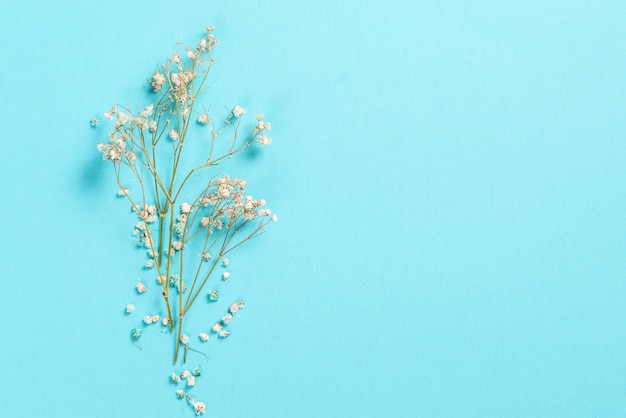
95;26;276;414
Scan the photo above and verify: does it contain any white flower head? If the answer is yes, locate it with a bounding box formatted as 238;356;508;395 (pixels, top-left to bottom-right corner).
151;71;166;92
271;214;278;222
229;303;239;314
258;135;272;146
218;330;231;338
143;315;153;325
136;283;147;293
194;401;206;415
197;113;209;125
187;376;196;387
199;333;209;342
142;104;154;117
125;304;135;313
221;313;233;325
181;202;192;214
180;334;190;345
222;272;230;281
212;323;223;333
222;258;230;267
181;370;191;379
117;188;129;197
232;105;245;118
169;129;179;140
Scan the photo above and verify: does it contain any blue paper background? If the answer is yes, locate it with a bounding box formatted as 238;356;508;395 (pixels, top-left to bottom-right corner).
2;1;626;417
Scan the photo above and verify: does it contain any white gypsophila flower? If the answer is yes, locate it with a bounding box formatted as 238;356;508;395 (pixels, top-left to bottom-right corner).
236;300;245;309
125;304;135;313
180;370;190;379
211;323;222;333
199;333;209;342
200;217;210;227
187;51;196;59
152;71;166;92
172;54;181;64
151;315;160;323
104;111;114;120
221;313;233;325
232;105;245;118
117;112;130;125
169;129;179;140
142;104;154;117
222;258;230;267
143;315;153;325
149;120;157;132
222;272;230;281
145;260;155;269
187;376;196;387
180;334;190;345
206;25;215;32
218;330;231;338
172;241;183;251
194;401;206;415
162;317;170;326
181;202;192;214
271;214;278;222
176;389;185;398
171;373;182;384
229;304;239;314
136;283;147;293
197;113;209;125
201;252;211;262
258;135;272;146
117;188;129;196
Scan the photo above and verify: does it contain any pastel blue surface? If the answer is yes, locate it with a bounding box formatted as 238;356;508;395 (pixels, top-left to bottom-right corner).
1;1;626;417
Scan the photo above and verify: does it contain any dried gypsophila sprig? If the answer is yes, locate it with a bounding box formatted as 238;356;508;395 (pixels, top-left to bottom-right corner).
96;25;277;366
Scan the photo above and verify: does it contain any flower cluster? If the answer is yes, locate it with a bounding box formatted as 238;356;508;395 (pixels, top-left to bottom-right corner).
172;367;207;415
207;300;245;338
96;24;277;416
